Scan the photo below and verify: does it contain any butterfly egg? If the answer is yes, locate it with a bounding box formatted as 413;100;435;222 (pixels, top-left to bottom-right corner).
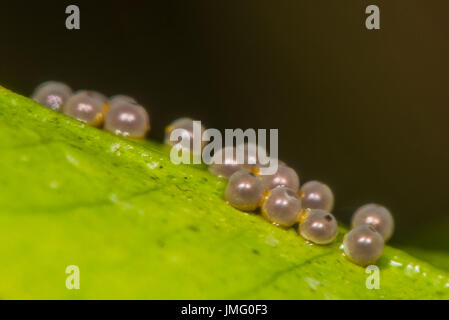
164;117;206;155
32;81;73;112
85;91;108;104
209;143;272;178
238;142;268;171
261;186;302;227
351;203;394;242
225;170;264;211
299;180;334;212
104;101;150;138
258;158;287;168
260;165;300;192
209;146;244;178
63;90;108;127
109;94;138;107
343;225;384;266
298;209;338;244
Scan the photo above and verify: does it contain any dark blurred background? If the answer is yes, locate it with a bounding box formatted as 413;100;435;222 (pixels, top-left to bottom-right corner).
1;1;448;250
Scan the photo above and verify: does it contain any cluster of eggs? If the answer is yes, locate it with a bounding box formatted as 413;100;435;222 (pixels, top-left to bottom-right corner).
32;81;150;138
32;81;394;267
344;204;394;266
211;145;394;266
219;157;339;244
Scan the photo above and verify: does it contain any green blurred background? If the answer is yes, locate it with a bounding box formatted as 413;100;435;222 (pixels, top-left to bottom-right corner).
0;1;448;250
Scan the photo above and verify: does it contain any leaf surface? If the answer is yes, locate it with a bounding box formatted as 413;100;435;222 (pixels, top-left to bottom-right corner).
0;86;448;299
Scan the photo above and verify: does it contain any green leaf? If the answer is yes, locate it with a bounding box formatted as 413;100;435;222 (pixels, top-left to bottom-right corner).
0;86;448;299
401;247;449;273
